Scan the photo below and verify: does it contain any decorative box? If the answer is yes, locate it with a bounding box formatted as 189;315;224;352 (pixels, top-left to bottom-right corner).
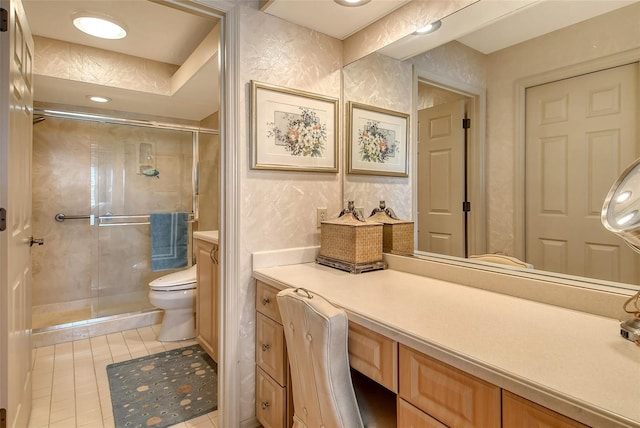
317;202;386;274
368;201;414;255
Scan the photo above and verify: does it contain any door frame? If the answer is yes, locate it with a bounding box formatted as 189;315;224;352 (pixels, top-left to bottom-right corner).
414;72;486;257
514;49;640;261
163;3;241;427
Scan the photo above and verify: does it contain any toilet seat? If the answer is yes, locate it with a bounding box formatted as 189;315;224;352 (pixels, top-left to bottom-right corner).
149;264;197;291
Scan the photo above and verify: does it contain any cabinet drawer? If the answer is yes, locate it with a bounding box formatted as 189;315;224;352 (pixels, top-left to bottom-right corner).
503;391;589;428
348;321;398;392
256;281;282;323
256;312;287;386
399;345;501;428
398;398;447;428
256;367;287;428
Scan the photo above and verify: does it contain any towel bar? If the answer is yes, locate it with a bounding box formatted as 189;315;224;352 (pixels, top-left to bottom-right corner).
55;212;196;226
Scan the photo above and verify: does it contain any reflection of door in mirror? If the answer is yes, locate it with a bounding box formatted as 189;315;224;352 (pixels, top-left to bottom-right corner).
417;83;476;258
525;63;640;283
418;99;465;257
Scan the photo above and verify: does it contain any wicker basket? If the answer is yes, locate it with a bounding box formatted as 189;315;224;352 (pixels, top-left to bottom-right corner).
368;201;414;255
317;211;385;273
368;212;414;255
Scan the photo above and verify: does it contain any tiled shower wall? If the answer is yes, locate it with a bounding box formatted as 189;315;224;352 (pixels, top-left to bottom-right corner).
32;117;194;309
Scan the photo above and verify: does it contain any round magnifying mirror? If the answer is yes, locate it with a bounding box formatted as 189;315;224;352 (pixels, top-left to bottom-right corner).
602;157;640;252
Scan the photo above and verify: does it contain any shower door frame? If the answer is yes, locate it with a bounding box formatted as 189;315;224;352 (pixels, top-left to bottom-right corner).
33;107;218;322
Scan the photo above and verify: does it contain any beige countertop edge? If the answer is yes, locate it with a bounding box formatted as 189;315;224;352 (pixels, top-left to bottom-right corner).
252;265;640;428
193;230;218;244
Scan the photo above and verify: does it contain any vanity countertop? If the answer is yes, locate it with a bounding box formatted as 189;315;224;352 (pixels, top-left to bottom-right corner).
193;230;218;244
253;262;640;428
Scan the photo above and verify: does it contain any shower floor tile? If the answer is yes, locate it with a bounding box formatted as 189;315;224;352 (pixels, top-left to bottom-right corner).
29;324;220;428
32;307;92;330
32;292;154;331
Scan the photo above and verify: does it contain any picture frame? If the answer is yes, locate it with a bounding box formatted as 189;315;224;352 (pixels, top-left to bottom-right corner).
251;81;339;172
347;101;409;177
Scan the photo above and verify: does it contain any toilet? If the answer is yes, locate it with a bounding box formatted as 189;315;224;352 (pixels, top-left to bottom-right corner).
148;264;197;341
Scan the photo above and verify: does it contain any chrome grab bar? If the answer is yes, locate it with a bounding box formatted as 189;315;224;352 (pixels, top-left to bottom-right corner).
54;213;91;222
54;212;195;225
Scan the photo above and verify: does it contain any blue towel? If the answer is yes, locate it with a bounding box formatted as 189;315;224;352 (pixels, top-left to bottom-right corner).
150;212;188;272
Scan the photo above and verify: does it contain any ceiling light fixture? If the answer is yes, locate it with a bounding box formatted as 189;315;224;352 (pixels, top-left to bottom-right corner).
87;95;111;103
333;0;371;7
414;20;442;35
72;13;127;40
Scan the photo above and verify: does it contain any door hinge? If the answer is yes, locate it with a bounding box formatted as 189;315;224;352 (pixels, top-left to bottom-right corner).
0;208;5;231
0;8;7;32
462;118;471;129
463;201;471;212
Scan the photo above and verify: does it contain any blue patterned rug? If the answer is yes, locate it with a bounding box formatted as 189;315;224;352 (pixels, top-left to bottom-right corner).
107;344;217;428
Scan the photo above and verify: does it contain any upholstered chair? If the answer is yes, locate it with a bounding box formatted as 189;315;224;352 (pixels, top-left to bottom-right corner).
276;287;395;428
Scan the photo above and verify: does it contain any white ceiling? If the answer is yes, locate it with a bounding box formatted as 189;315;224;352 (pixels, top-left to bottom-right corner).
377;0;638;60
261;0;411;40
263;0;639;60
24;0;219;122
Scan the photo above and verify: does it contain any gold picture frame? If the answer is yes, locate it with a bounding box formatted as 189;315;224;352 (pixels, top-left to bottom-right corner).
347;101;409;177
251;81;339;172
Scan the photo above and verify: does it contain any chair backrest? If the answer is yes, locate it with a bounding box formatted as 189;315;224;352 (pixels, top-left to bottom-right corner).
276;288;364;428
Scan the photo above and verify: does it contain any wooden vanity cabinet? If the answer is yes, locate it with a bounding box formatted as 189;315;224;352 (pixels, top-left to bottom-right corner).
253;279;600;428
397;398;448;428
195;239;219;362
255;281;293;428
503;391;589;428
399;344;501;428
348;321;398;393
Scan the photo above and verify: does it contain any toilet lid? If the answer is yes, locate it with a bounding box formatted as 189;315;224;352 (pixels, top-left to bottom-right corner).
149;264;197;290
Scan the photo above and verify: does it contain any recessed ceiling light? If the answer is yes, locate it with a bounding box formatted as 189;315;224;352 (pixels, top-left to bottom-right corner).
334;0;371;7
72;13;127;40
414;20;442;35
87;95;111;103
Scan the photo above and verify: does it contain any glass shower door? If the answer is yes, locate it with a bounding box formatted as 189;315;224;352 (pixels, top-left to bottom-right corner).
93;123;195;318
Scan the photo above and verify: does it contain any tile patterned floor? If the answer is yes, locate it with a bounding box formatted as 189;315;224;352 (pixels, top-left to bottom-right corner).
28;324;219;428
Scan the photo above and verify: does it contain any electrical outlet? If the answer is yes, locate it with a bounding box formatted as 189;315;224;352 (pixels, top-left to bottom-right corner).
317;208;327;228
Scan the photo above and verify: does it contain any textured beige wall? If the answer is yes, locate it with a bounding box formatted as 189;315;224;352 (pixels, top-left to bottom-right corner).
343;0;476;65
32;117;194;306
417;82;468;110
237;5;343;422
34;36;178;94
343;52;413;220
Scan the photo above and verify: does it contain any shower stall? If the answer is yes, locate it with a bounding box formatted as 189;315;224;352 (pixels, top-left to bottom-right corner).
31;109;219;331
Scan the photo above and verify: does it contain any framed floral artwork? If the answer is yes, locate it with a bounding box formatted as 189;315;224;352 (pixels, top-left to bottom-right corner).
347;101;409;177
251;81;339;172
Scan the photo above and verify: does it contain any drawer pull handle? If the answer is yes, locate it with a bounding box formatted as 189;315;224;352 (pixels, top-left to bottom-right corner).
261;343;271;351
261;401;270;410
262;297;270;306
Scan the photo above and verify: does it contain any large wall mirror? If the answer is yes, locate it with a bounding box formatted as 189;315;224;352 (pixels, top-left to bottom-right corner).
343;0;640;294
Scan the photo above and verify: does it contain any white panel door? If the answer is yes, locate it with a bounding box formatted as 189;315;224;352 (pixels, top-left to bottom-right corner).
0;0;34;426
418;100;465;257
526;63;639;283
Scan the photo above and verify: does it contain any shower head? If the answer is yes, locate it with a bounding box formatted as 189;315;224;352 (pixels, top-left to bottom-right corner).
33;116;45;124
